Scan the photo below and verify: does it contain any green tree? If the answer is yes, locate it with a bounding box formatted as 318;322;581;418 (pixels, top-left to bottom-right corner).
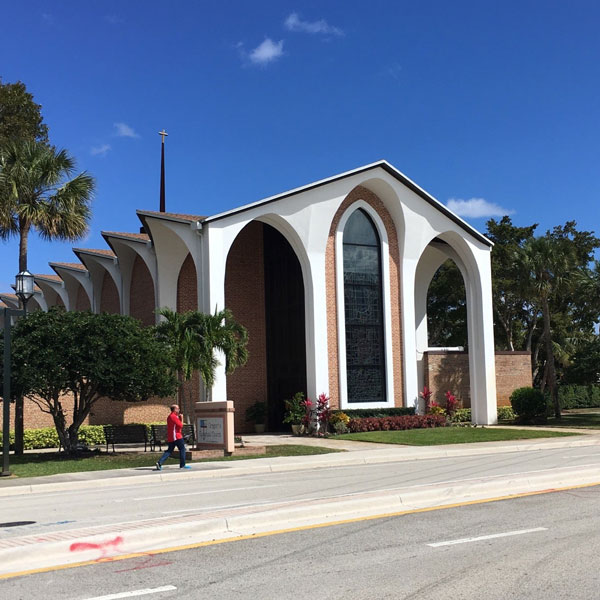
486;216;538;351
0;140;95;272
156;308;249;422
0;78;49;146
519;236;580;419
2;308;178;454
426;259;468;347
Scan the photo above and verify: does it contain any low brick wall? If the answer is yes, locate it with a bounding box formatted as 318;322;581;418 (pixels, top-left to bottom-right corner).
0;394;175;431
424;350;532;408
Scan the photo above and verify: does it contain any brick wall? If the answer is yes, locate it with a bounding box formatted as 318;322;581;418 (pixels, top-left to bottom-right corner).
225;221;268;433
75;283;90;311
100;271;120;313
495;352;533;406
0;394;174;432
326;185;403;409
424;350;532;408
130;255;155;326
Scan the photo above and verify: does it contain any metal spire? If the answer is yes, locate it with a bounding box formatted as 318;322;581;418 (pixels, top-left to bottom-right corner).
159;130;168;212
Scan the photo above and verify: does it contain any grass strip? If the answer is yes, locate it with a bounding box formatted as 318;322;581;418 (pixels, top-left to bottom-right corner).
0;444;342;479
335;427;576;446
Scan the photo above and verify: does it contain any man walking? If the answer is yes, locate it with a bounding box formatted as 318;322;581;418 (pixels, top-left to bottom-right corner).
156;404;191;470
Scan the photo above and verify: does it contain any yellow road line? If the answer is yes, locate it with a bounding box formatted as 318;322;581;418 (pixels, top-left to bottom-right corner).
2;480;599;581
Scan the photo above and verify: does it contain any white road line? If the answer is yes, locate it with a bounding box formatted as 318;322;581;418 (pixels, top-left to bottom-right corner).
428;527;548;547
81;585;177;599
134;484;277;501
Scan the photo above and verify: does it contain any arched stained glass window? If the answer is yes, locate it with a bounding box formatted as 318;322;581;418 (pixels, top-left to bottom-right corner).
343;209;386;403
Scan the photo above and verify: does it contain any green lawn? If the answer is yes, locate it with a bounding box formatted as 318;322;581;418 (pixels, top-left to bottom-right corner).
336;427;576;446
543;410;600;429
0;445;342;479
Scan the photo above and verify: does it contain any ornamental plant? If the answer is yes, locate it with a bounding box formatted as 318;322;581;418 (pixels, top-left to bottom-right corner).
419;386;433;413
428;402;445;416
302;397;314;431
283;392;306;425
445;391;459;417
316;393;332;435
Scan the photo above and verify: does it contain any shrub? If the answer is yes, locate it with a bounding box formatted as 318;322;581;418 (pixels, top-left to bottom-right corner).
451;408;471;423
497;406;515;421
342;407;415;419
347;414;447;432
553;385;600;410
510;387;547;422
0;425;107;450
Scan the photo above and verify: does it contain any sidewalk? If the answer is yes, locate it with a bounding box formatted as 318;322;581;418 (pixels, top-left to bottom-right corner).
2;429;600;497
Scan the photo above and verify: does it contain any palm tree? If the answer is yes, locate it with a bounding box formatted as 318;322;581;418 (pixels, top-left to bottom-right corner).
0;140;95;272
0;140;95;455
156;307;249;422
520;236;575;419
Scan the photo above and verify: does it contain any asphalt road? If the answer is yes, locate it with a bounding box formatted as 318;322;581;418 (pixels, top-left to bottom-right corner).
2;444;600;539
4;484;600;600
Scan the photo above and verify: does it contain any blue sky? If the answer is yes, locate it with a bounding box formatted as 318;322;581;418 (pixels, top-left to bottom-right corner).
1;1;599;292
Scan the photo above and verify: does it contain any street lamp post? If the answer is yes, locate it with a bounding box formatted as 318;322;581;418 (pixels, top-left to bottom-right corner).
5;270;35;463
2;306;24;477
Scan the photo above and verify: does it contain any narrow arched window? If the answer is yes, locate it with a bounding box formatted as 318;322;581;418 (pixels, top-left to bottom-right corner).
343;209;386;403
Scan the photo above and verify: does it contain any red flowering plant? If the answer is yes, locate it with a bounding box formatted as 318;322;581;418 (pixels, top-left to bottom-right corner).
316;393;332;436
301;397;314;431
419;386;433;413
445;391;459;417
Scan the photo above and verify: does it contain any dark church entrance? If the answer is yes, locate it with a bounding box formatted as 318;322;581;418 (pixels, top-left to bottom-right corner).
263;224;307;430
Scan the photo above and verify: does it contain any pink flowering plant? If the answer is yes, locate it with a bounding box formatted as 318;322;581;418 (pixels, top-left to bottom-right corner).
316;393;332;436
419;386;433;413
445;391;459;417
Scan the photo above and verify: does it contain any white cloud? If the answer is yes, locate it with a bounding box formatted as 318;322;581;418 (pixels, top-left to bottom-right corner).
90;144;111;156
113;122;140;138
41;13;55;25
104;15;123;25
249;38;284;65
284;12;343;36
446;198;514;219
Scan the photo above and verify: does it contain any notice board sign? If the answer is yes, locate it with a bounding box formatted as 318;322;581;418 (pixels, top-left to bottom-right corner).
194;400;234;454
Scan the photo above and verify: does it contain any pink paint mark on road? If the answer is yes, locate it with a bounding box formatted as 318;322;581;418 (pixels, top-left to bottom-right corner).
69;536;124;559
115;553;173;572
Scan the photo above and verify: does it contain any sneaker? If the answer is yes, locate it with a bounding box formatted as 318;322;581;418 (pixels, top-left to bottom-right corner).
180;465;191;469
156;462;162;471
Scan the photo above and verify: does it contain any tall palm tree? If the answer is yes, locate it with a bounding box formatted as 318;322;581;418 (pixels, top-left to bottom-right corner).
0;140;95;271
156;307;249;422
0;140;94;454
520;236;575;419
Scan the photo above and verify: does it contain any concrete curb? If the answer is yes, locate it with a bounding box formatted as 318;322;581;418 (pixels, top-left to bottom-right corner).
1;464;598;577
1;436;599;498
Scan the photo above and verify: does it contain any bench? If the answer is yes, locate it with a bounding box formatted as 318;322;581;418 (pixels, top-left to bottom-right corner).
103;425;149;452
150;424;195;452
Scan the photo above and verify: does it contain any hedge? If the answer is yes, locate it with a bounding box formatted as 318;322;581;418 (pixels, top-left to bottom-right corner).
554;385;600;410
347;414;446;432
0;424;154;450
339;407;415;419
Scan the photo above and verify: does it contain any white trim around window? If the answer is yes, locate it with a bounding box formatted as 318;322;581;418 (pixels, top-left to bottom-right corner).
335;200;394;410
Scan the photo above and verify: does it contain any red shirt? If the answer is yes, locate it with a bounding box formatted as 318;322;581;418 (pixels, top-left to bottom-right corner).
167;412;183;442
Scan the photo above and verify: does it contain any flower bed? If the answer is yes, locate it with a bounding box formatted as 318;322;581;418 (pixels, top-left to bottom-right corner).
347;414;447;432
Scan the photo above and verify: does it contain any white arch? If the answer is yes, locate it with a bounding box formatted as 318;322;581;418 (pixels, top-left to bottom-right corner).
413;231;497;424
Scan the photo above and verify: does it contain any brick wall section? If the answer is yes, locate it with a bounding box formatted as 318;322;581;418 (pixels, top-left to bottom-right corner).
424;350;532;408
495;351;533;406
225;221;268;433
130;255;156;326
177;253;200;420
0;394;174;431
100;271;120;313
75;283;90;311
325;186;403;409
